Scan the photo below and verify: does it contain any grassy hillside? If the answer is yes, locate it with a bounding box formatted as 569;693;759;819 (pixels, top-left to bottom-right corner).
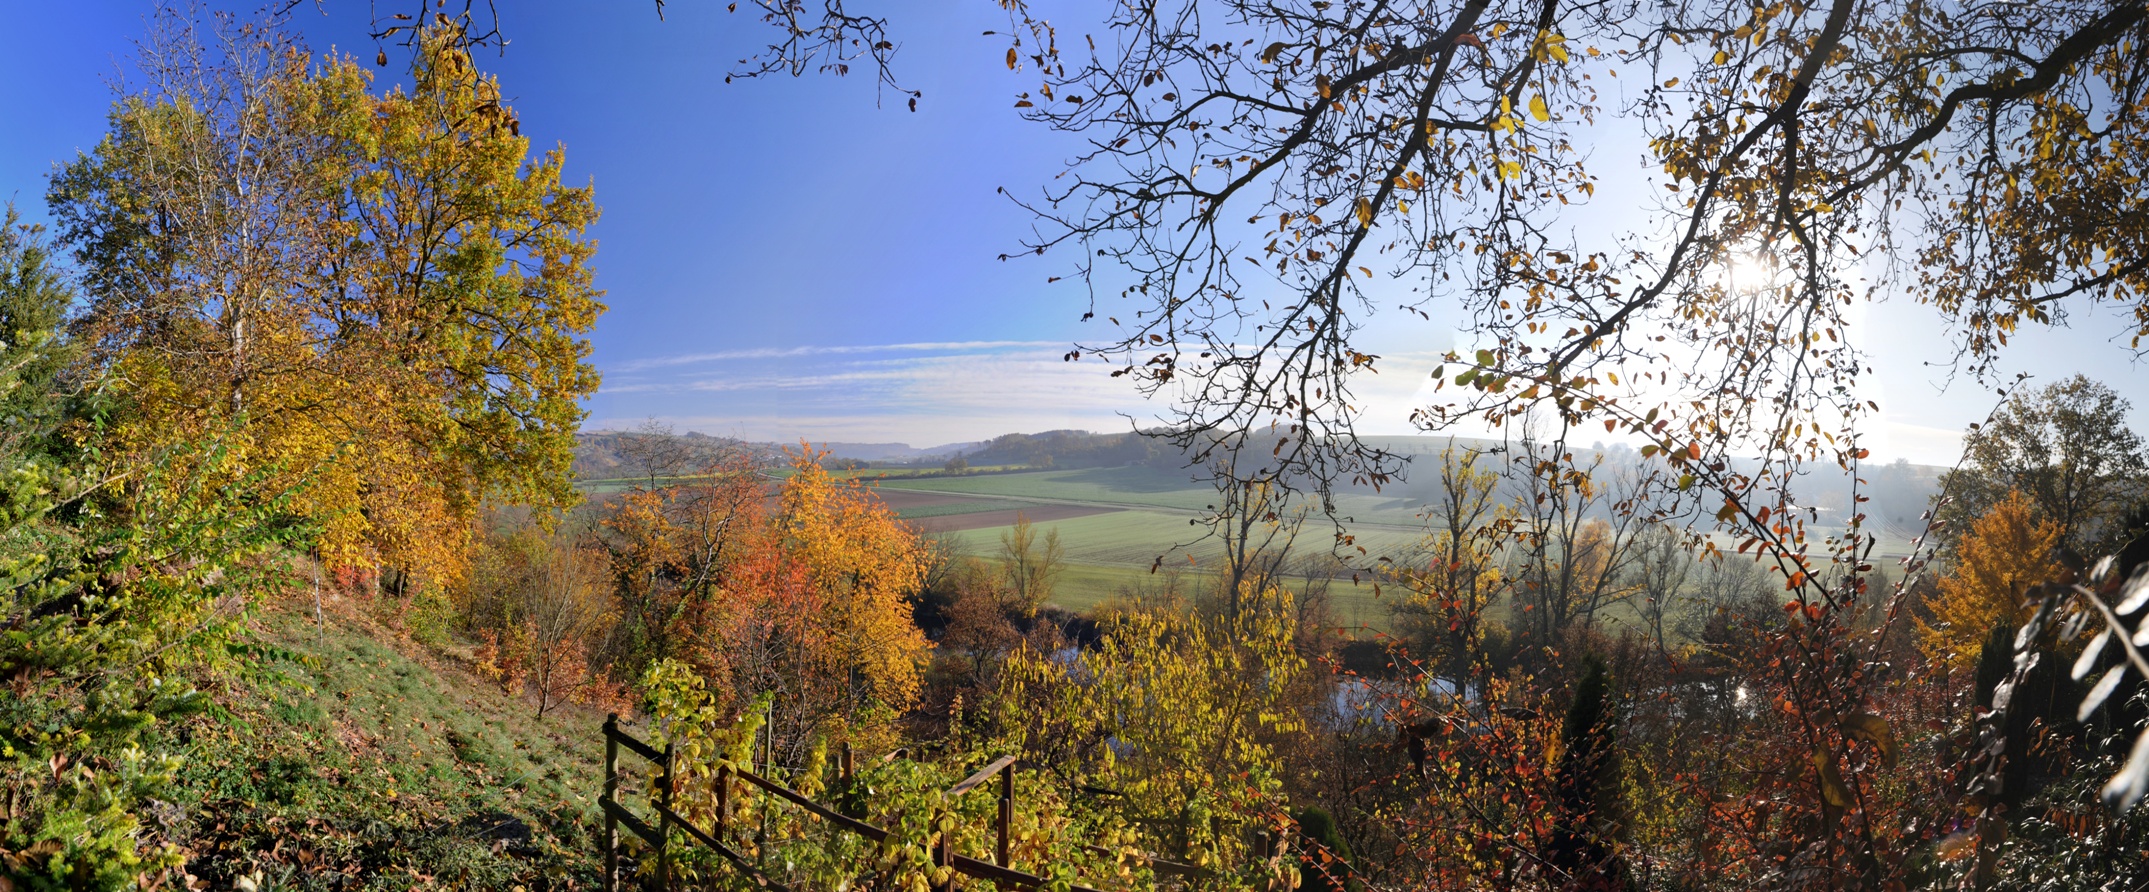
162;593;621;889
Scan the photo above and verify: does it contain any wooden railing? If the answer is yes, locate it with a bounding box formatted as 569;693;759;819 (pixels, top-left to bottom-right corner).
600;714;785;891
597;714;1215;892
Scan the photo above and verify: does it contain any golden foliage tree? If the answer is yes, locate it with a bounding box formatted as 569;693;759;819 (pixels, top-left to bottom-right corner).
771;454;933;737
1916;490;2065;669
47;13;601;588
993;589;1307;876
597;445;765;676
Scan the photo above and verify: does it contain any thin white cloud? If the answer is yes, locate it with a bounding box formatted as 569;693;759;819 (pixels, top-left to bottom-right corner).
611;340;1069;372
591;342;1166;444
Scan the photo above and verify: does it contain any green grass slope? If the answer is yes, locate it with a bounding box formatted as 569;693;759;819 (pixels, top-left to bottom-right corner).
163;597;616;889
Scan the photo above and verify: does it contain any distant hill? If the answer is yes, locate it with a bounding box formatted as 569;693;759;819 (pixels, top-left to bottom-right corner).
951;429;1168;469
570;427;1156;478
810;441;983;462
571;429;782;479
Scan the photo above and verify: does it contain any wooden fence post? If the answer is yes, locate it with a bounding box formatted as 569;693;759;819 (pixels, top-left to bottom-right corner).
715;764;730;839
603;714;620;892
997;761;1013;868
935;832;956;892
657;740;675;891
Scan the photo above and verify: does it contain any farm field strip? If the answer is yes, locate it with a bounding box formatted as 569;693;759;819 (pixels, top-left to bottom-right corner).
1042;560;1397;632
876;467;1450;533
939;509;1433;568
940;508;1424;631
890;500;1055;520
873;466;1222;512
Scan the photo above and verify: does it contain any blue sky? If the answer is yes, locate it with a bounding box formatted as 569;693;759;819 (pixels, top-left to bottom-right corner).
6;2;2148;464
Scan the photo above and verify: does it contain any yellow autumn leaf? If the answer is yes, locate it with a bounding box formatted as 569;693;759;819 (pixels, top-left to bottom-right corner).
1354;196;1373;226
1842;713;1900;768
1813;750;1854;808
1529;94;1551;121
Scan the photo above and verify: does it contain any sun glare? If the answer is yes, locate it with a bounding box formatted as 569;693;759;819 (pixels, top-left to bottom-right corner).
1720;251;1774;292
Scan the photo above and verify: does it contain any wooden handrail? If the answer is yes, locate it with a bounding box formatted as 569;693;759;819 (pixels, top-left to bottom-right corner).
601;718;1217;892
604;720;665;763
658;802;790;891
602;796;661;846
1079;844;1215;880
946;755;1019;796
734;765;890;842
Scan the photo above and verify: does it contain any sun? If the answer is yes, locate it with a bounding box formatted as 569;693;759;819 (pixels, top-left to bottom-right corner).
1719;251;1775;293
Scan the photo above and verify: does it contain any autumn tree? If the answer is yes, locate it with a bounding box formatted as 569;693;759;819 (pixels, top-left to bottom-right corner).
1628;525;1696;659
776;455;932;725
1508;449;1648;651
993;591;1308;878
1937;375;2147;558
996;511;1065;617
926;553;1048;717
48;9;601;588
462;522;622;716
1916;490;2065;670
616;419;703;491
1390;443;1511;678
1196;438;1321;622
680;452;933;757
598;446;764;677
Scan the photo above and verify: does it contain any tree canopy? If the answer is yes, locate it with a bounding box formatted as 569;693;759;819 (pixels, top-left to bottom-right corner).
1915;490;2065;668
1936;374;2146;557
679;0;2149;543
49;14;602;584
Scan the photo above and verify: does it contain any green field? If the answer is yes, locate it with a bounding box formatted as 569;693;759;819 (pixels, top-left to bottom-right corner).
878;465;1219;510
577;460;1910;632
767;465;1030;480
890;499;1054;520
1023;560;1397;630
877;464;1440;525
939;509;1427;570
884;467;1437;629
574;465;1031;493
